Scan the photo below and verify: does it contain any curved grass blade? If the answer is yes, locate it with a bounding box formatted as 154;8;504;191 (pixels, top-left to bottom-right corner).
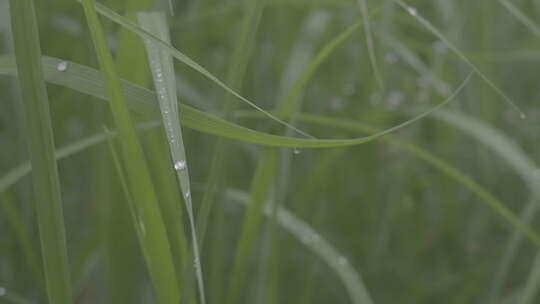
196;0;267;255
138;12;206;304
426;109;540;301
277;21;361;117
8;1;72;302
80;0;180;302
292;113;540;247
392;0;525;118
498;0;540;39
225;189;375;304
258;17;355;303
4;110;540;251
77;0;313;138
0;55;473;149
3;109;540;302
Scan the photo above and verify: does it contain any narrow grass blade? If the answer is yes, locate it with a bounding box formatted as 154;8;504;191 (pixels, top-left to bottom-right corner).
138;12;206;304
357;0;384;90
293;113;540;247
226;189;375;304
0;55;473;149
0;122;161;194
498;0;540;39
80;0;180;302
277;22;361;117
0;191;42;286
427;109;540;300
393;0;525;118
5;111;540;251
78;0;313;138
8;0;72;302
4;109;540;304
189;6;268;301
226;150;278;304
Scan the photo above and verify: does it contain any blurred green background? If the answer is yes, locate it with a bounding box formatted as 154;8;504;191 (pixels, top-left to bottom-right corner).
2;0;540;303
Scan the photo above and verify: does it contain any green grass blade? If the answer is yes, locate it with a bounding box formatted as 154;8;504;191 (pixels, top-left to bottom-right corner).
226;149;278;304
196;12;267;304
277;22;361;117
0;192;42;287
4;111;540;250
0;55;473;149
4;107;540;303
226;189;375;304
294;112;540;246
79;0;180;302
392;0;525;118
8;0;72;302
498;0;540;39
138;12;206;304
357;0;384;90
79;0;313;138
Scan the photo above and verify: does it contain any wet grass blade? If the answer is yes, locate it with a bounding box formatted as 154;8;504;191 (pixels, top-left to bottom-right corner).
0;55;473;149
226;189;375;304
80;0;180;302
79;0;313;138
8;0;72;302
498;0;540;38
138;12;206;304
393;0;525;118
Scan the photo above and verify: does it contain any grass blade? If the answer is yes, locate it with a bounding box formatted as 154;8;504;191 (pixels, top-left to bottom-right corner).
138;12;206;304
226;189;375;304
226;150;278;304
80;0;180;302
80;0;313;138
357;0;384;90
498;0;540;39
392;0;525;118
8;0;72;302
0;55;473;149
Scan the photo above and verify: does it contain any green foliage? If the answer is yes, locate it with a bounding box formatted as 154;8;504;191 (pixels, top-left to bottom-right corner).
2;1;540;303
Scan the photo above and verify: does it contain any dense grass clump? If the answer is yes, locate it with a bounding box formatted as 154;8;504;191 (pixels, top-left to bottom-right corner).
1;0;540;303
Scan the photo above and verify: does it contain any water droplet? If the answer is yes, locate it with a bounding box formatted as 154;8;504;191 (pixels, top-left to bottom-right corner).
407;7;417;16
520;113;526;119
185;191;191;200
139;220;146;236
56;61;68;71
301;233;321;244
0;287;5;296
432;40;447;53
384;52;399;65
330;96;344;110
337;257;348;266
386;91;404;110
174;160;187;171
293;148;301;155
